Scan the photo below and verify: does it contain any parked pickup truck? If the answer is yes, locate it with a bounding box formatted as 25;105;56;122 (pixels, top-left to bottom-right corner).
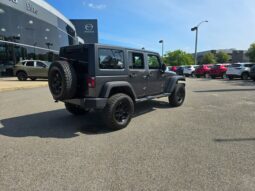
48;44;186;130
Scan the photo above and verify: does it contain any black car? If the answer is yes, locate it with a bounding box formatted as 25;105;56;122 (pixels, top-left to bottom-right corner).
176;66;184;75
48;44;186;129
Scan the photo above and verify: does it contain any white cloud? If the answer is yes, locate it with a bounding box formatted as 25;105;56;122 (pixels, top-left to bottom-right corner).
85;2;106;10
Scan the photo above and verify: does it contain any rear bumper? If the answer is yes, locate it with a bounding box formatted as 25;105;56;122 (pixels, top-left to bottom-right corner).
64;98;108;109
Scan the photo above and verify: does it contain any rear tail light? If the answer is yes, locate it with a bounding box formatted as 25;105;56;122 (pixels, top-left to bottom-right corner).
87;77;96;88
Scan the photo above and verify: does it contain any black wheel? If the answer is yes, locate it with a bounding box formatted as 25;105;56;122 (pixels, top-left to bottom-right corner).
169;83;186;107
30;77;37;81
48;61;77;100
65;103;89;116
17;71;28;81
103;93;134;130
252;78;255;81
241;72;249;80
196;75;200;78
211;75;216;79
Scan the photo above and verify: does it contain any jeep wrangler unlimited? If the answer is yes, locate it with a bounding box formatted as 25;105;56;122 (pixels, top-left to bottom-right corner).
48;44;185;130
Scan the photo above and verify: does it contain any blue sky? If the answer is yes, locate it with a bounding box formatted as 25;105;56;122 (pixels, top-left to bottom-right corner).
46;0;255;54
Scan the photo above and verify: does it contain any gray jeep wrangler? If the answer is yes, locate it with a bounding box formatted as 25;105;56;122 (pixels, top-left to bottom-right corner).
48;44;185;130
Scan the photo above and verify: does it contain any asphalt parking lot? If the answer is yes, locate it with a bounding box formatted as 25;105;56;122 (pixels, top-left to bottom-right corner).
0;78;255;191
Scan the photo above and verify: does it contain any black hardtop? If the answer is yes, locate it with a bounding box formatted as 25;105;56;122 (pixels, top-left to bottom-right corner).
60;43;160;58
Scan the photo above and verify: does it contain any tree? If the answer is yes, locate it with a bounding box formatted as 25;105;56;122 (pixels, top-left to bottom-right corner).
163;50;194;66
247;43;255;62
201;53;216;64
216;51;230;63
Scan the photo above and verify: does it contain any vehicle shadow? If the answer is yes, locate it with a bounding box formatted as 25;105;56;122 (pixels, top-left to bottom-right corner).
194;88;255;93
0;100;171;138
214;138;255;142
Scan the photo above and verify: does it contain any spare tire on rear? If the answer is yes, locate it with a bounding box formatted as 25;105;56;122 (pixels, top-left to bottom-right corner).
48;61;77;100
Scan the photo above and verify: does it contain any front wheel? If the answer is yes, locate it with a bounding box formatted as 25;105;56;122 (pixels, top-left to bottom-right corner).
103;93;134;130
65;103;90;116
169;83;186;107
17;71;28;81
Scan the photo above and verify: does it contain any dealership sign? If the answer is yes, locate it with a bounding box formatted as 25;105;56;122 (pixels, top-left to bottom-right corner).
71;19;98;43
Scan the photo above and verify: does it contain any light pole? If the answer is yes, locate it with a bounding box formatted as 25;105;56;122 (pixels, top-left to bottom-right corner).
159;40;164;57
191;20;208;65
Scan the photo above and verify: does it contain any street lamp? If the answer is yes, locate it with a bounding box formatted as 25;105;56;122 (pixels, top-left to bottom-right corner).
191;20;208;65
159;40;164;57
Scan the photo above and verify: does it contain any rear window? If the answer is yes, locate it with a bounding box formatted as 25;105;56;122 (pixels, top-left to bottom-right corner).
26;61;34;67
99;48;124;69
244;64;253;67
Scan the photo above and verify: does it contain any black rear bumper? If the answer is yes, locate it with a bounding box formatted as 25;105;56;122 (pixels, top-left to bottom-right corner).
64;98;108;109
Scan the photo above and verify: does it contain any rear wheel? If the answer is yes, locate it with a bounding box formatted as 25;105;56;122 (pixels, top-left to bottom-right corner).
211;75;216;79
241;72;249;80
65;103;90;116
169;83;186;107
103;93;134;130
17;71;27;81
196;74;200;78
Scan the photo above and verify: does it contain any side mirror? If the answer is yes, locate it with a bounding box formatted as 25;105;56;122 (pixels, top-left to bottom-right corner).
161;64;166;73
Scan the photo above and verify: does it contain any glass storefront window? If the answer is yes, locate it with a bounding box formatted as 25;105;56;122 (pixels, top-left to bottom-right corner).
0;2;76;76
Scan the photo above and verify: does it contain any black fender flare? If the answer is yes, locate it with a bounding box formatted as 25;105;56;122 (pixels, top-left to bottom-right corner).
165;76;186;93
100;81;137;100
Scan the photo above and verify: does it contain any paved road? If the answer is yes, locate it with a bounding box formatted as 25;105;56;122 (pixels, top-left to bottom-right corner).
0;78;255;191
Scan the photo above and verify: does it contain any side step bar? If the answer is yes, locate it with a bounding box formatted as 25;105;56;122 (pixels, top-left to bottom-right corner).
135;93;171;103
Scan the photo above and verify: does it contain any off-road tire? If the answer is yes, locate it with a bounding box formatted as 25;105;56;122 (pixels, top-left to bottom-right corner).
17;71;28;81
65;103;89;116
169;83;186;107
103;93;134;130
48;61;77;100
241;72;249;80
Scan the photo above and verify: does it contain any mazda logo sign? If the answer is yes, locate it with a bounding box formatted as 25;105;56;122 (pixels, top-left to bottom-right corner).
85;24;94;31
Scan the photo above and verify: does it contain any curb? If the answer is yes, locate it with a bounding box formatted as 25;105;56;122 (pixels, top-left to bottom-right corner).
0;84;48;92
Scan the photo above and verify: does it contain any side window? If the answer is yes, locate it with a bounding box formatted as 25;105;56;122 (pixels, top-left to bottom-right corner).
26;61;34;67
148;54;161;69
129;52;144;69
36;62;46;68
99;48;124;69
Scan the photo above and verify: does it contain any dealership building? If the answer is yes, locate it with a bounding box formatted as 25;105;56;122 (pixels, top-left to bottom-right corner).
0;0;98;76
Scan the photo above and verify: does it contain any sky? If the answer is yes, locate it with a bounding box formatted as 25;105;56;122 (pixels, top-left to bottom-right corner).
46;0;255;54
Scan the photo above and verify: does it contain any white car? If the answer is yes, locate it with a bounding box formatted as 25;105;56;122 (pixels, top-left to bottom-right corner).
226;63;255;80
183;65;198;77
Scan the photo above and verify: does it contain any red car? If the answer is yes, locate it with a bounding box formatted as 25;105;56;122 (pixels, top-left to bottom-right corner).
171;66;178;72
209;64;229;79
194;64;213;78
